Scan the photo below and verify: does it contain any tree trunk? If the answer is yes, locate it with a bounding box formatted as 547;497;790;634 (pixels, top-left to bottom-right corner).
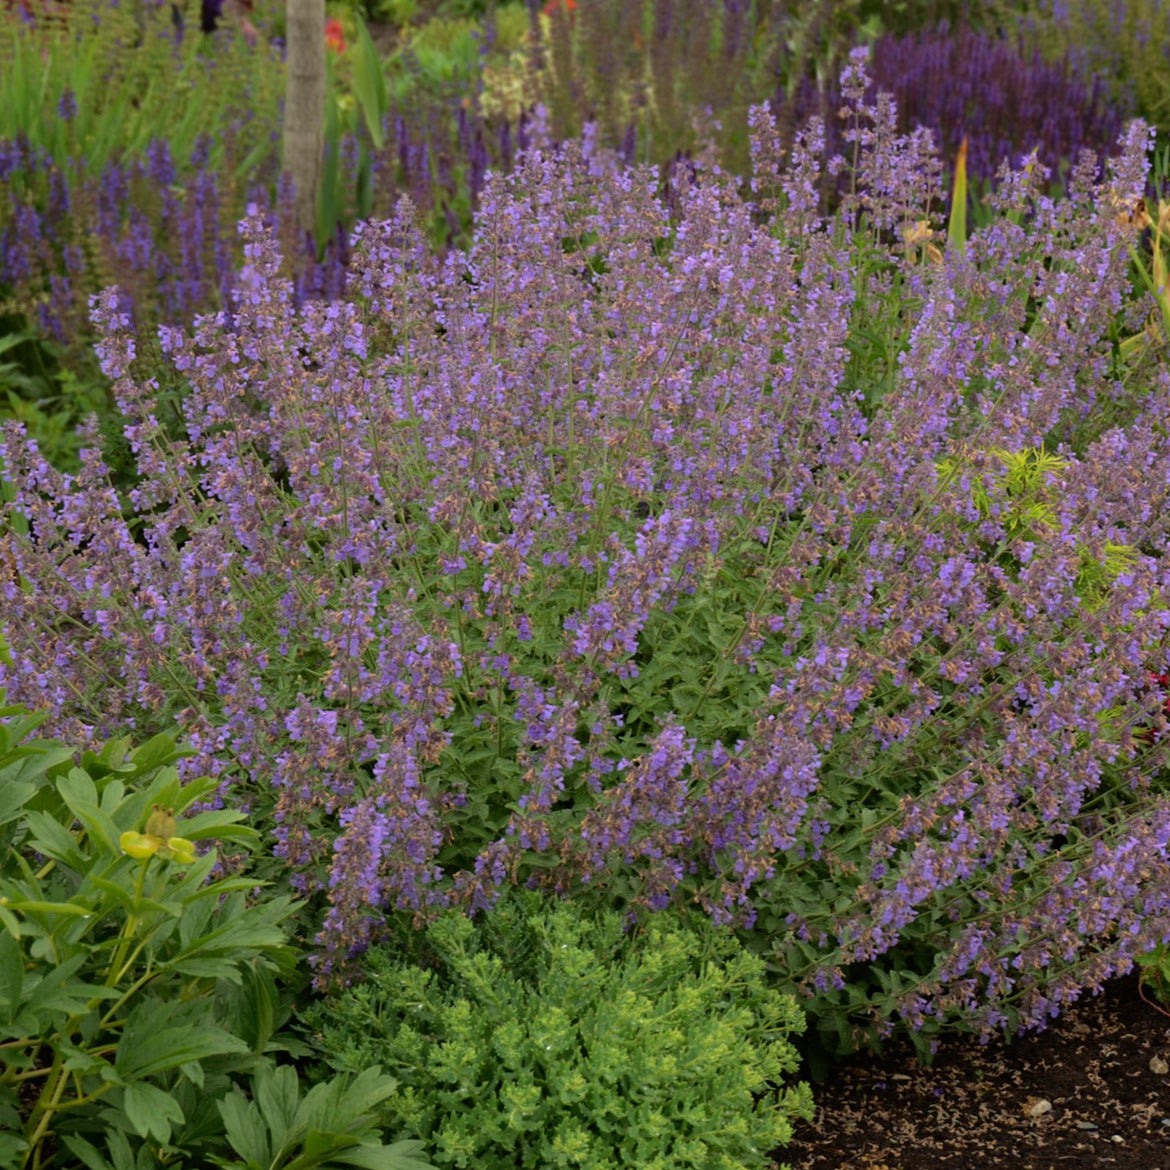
281;0;326;251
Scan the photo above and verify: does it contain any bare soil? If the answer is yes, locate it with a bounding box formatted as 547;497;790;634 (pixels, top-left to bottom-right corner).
785;973;1170;1169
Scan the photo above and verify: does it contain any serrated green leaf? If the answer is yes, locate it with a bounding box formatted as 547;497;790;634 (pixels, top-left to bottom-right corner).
24;954;115;1020
256;1061;300;1142
336;1066;400;1120
219;1090;271;1168
293;1077;342;1136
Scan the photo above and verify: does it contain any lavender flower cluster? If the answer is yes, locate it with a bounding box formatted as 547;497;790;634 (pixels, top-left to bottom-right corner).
3;57;1170;1043
0;128;364;365
774;22;1127;193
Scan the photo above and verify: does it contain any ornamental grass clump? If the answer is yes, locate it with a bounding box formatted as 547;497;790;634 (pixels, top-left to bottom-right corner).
3;53;1170;1051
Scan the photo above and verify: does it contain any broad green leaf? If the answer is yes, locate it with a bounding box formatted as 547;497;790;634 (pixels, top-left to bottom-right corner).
334;1140;436;1170
291;1130;362;1168
334;1067;400;1121
218;1090;272;1168
23;955;115;1022
218;960;280;1055
0;779;34;826
129;730;196;773
22;809;89;868
169;956;247;980
256;1061;300;1140
60;1134;115;1170
294;1077;343;1135
176;811;258;847
115;1017;250;1080
63;796;123;856
121;1081;184;1144
58;766;100;806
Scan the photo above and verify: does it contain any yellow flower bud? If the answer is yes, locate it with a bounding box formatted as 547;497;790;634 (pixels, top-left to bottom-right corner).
164;837;197;865
120;830;159;860
145;805;177;841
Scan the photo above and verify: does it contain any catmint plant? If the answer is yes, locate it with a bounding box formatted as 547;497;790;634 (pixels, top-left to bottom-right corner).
2;59;1170;1055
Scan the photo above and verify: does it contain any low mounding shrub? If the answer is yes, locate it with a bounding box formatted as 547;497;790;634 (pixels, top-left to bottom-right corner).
0;703;432;1170
3;53;1170;1053
301;889;813;1170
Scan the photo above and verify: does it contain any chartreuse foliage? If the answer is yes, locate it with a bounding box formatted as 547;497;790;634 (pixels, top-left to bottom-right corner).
302;890;813;1170
0;703;433;1170
936;444;1141;611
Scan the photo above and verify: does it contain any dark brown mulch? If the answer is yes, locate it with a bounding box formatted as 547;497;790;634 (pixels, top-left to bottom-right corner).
785;973;1170;1170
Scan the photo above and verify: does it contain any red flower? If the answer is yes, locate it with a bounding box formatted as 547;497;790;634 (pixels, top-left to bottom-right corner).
325;17;346;53
541;0;576;18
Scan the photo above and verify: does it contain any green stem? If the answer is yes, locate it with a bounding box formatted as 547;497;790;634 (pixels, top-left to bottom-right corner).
103;856;151;987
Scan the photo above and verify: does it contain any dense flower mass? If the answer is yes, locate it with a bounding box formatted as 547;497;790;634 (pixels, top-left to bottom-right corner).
775;23;1126;192
3;59;1170;1047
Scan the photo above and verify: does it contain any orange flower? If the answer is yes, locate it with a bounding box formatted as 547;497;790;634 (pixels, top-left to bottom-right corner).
541;0;575;17
325;17;347;53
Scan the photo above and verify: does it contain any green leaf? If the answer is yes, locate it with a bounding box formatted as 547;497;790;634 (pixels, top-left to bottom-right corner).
115;1010;250;1080
61;792;122;856
170;956;247;980
89;875;181;919
9;895;97;918
0;933;24;1025
129;730;196;774
256;1061;300;1139
302;1129;363;1161
218;1089;271;1169
60;1134;115;1170
24;954;116;1021
293;1077;343;1136
352;14;388;149
22;809;89;868
333;1066;401;1122
333;1141;436;1170
121;1081;184;1144
177;808;258;846
0;779;34;827
947;135;968;258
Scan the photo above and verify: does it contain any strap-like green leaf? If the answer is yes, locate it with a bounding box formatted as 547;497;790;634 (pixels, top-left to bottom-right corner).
947;136;968;258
